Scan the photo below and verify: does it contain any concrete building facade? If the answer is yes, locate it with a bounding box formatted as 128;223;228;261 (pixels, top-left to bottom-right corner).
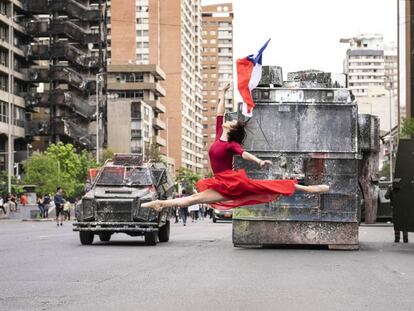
106;64;166;157
201;3;233;174
341;34;398;132
0;0;29;173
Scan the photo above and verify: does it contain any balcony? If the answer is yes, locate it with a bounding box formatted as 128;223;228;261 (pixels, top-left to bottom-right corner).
24;66;95;92
152;117;166;130
146;100;166;113
25;0;102;21
108;81;166;97
108;64;166;80
155;135;166;147
25;119;93;148
27;20;101;44
26;44;99;68
25;90;95;119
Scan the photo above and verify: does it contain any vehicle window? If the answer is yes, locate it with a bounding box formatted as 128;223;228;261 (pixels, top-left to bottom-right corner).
125;168;153;186
96;167;125;185
151;169;164;185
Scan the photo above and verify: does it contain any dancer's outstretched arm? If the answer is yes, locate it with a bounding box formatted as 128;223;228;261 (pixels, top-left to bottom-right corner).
242;151;272;167
217;82;230;116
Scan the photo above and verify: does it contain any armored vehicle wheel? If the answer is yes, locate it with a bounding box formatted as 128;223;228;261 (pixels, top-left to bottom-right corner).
158;221;170;242
144;232;157;246
99;233;111;242
79;231;94;245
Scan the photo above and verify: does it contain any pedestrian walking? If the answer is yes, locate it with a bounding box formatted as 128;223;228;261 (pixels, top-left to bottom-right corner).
199;203;205;220
189;203;199;222
0;195;6;215
63;200;72;221
20;194;27;207
43;194;50;218
179;190;188;226
142;82;329;212
37;195;45;218
385;184;408;243
7;193;16;212
54;187;65;226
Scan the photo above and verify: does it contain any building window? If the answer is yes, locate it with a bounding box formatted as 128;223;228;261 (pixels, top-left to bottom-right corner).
14;106;25;127
0;74;7;91
0;101;8;123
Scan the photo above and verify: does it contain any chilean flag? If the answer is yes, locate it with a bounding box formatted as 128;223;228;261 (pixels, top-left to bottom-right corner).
236;39;271;117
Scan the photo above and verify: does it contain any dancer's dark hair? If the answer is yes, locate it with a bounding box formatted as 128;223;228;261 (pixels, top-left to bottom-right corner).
227;120;247;144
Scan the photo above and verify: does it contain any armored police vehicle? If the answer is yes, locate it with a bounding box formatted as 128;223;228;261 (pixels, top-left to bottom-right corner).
73;154;174;246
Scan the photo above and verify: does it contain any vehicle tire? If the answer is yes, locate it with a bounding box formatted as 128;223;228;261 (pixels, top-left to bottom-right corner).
158;221;170;242
144;232;157;246
79;231;94;245
99;233;111;242
213;214;217;223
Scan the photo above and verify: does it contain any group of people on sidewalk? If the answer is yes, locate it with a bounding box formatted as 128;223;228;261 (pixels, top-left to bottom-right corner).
0;193;26;216
173;189;214;226
36;187;78;226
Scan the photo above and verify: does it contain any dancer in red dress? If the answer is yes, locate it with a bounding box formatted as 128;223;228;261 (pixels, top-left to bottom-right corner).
142;82;329;212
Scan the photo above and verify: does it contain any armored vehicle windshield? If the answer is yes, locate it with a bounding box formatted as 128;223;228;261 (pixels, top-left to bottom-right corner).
95;166;153;186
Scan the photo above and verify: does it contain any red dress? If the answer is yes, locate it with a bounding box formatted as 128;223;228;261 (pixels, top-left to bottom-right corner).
196;116;297;210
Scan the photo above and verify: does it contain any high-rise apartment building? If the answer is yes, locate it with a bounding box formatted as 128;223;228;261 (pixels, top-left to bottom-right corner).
106;0;167;163
107;0;204;173
25;0;106;152
0;1;30;173
341;34;398;131
201;3;233;174
158;0;204;173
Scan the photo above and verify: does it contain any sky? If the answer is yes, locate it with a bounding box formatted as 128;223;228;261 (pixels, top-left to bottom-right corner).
201;0;397;76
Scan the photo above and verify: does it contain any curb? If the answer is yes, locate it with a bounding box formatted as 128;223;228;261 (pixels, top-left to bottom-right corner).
21;218;54;222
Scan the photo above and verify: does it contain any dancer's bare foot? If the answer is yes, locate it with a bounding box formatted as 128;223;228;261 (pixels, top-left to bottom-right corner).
308;185;330;193
141;200;164;212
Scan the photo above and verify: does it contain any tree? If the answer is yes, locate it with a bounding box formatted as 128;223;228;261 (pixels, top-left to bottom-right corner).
23;143;98;198
146;137;162;162
0;171;24;197
100;148;114;164
22;154;60;196
401;117;414;138
175;167;202;193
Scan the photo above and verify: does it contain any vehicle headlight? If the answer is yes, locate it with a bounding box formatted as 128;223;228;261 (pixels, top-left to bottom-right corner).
214;209;221;214
134;200;152;221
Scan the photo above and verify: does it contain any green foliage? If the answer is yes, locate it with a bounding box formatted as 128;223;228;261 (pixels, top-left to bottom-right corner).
101;148;114;164
23;142;97;198
401;118;414;137
22;154;59;196
175;167;202;193
379;163;390;179
146;137;162;162
0;171;24;196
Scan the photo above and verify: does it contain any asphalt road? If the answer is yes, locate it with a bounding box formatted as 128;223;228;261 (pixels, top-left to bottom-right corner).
0;219;413;311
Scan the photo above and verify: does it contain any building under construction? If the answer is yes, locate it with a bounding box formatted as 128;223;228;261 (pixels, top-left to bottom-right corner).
23;0;107;152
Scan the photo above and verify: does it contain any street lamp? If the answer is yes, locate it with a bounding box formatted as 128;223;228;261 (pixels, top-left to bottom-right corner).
96;72;106;163
384;77;394;182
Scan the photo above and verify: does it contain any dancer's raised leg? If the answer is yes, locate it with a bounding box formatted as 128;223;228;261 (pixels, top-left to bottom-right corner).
141;189;226;212
295;184;330;193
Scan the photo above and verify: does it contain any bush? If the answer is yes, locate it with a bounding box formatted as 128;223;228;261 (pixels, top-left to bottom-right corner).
401;117;414;137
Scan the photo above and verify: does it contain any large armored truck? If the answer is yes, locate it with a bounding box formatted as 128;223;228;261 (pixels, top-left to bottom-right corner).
73;154;174;246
